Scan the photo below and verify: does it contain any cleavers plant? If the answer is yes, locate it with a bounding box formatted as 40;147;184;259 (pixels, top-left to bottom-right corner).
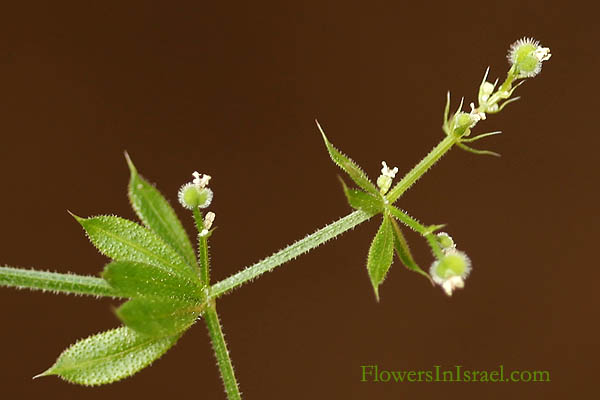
0;38;551;399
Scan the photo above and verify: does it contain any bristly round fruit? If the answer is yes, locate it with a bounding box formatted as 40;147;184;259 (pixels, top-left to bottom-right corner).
430;249;471;296
507;37;551;78
178;171;213;210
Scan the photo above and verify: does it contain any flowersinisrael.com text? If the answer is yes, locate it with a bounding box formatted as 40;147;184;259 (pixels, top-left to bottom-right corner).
360;365;550;383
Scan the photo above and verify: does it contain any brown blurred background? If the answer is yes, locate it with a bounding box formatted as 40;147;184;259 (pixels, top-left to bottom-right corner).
1;1;597;399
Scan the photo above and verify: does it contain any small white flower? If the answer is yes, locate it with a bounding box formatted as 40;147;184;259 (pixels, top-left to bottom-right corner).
470;103;486;121
441;276;465;296
534;46;551;62
193;171;211;189
380;161;398;178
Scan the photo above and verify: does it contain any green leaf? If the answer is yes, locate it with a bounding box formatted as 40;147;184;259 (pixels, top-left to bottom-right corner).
367;215;395;301
0;265;121;298
457;142;501;157
338;177;384;214
102;261;202;301
73;214;197;281
389;219;433;284
126;153;198;269
443;91;451;133
36;326;179;386
316;120;379;195
117;297;201;337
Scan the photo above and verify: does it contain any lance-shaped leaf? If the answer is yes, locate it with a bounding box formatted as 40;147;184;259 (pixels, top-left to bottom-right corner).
316;120;379;195
102;261;202;301
126;153;197;269
0;265;120;297
117;297;201;337
72;214;197;280
367;215;395;301
389;218;433;284
338;177;384;214
36;326;179;386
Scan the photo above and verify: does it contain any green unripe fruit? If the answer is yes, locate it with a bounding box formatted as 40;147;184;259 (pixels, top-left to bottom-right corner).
436;232;455;250
516;55;539;77
513;43;537;64
453;112;475;136
430;250;471;282
178;184;213;209
507;37;551;78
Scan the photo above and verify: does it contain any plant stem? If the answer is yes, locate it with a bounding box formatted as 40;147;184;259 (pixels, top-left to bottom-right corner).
197;235;210;287
211;135;459;299
210;209;372;298
386;134;457;204
2;134;458;301
0;266;121;297
192;207;205;234
204;304;242;400
192;208;211;286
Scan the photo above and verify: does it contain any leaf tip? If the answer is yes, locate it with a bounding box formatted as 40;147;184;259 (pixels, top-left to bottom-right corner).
315;119;328;142
372;285;380;302
67;210;85;224
336;175;348;190
32;366;54;380
124;151;137;175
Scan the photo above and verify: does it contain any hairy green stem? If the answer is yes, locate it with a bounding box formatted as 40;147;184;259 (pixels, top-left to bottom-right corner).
1;135;458;301
386;134;457;204
424;234;444;259
211;135;459;298
197;236;210;287
210;210;372;298
204;305;241;400
192;207;205;236
192;208;211;286
0;266;121;297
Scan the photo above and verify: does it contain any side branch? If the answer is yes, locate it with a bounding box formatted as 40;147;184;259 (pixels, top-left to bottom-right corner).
210;210;372;298
386;135;456;204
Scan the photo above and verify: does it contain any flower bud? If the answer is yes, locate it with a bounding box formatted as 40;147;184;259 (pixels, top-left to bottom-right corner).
204;211;216;230
479;81;495;104
453;112;477;136
377;161;398;195
481;82;495;96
